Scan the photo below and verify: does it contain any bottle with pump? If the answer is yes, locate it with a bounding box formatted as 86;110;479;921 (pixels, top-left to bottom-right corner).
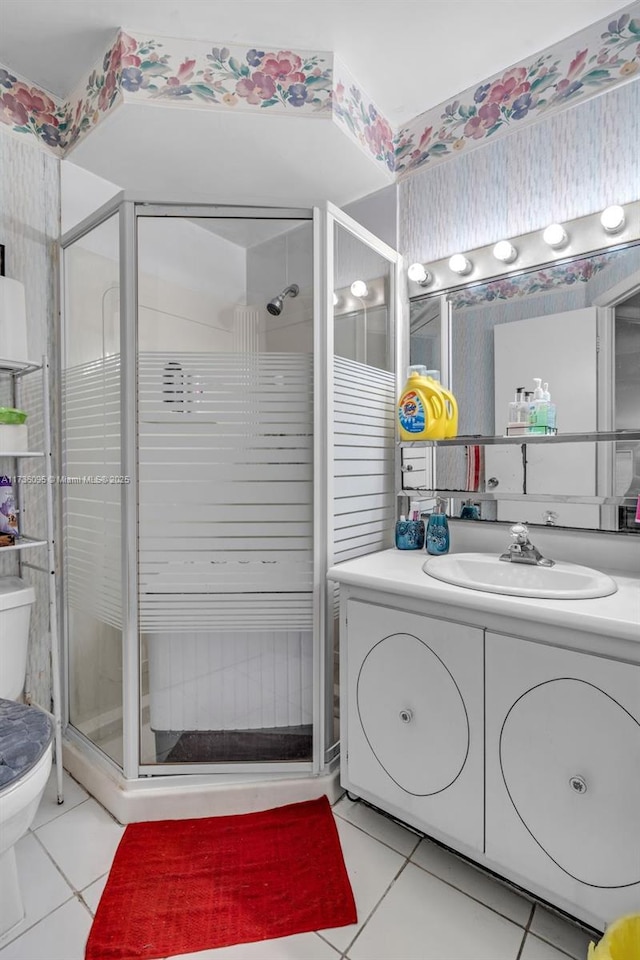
460;499;480;520
424;370;458;439
528;377;553;434
426;498;450;555
543;382;557;431
397;366;446;441
506;387;529;435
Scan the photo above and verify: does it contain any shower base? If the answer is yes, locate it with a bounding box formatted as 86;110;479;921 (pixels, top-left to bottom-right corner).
155;725;313;763
62;735;340;825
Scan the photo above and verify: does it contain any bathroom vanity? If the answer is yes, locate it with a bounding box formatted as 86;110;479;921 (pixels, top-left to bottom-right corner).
328;549;640;931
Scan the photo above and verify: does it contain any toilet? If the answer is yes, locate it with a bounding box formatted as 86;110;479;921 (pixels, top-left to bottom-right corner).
0;577;53;940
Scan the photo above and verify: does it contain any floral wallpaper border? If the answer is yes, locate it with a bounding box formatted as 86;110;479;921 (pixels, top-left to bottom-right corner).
0;32;123;155
116;33;333;115
450;256;609;310
395;8;640;175
0;30;337;157
1;6;639;177
332;57;395;173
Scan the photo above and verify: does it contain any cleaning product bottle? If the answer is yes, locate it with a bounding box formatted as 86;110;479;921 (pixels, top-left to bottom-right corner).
543;382;557;431
426;498;450;555
528;378;548;434
397;366;446;441
425;370;458;438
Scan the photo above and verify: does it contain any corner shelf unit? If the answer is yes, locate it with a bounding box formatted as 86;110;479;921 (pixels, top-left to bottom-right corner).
0;356;63;804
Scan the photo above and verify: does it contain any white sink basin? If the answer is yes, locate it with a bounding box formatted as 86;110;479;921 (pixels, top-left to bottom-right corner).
423;552;618;599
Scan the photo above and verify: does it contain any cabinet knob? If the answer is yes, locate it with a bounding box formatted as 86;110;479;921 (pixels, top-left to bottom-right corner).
399;709;413;724
569;775;587;794
487;477;499;488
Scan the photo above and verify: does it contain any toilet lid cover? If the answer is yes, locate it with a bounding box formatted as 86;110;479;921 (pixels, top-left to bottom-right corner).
0;698;53;792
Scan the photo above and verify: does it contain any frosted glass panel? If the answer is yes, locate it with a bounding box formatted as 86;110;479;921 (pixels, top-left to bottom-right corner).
137;216;314;765
63;214;123;766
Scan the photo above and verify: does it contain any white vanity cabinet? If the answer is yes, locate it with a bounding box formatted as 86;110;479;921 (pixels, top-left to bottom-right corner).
333;551;640;930
341;599;484;851
485;631;640;924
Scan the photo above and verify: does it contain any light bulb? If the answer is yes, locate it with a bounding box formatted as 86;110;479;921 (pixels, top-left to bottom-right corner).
332;292;339;306
493;240;517;263
600;205;625;234
543;223;568;249
448;254;472;275
350;280;368;298
407;262;431;285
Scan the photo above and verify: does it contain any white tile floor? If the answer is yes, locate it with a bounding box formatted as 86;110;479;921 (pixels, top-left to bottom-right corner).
0;771;600;960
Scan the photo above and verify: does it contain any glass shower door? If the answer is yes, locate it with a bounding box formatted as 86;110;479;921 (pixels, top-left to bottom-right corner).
135;212;316;770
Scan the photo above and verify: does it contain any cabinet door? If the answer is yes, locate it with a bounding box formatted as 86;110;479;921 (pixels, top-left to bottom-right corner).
342;600;483;851
486;632;640;927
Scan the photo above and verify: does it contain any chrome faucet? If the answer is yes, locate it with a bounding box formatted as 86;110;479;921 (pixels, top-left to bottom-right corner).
499;523;554;567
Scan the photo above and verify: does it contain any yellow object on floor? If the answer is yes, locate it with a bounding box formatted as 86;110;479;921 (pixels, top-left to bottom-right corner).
588;914;640;960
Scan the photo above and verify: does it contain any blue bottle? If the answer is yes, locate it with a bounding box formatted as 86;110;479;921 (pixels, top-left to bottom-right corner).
460;499;480;520
426;500;450;555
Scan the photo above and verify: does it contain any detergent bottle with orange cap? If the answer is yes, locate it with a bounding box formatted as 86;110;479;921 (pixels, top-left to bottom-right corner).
425;370;458;439
397;366;446;440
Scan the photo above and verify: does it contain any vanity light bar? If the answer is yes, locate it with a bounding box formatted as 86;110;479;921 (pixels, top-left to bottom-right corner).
407;199;639;296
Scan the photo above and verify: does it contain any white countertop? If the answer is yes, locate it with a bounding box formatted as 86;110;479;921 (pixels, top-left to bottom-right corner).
328;549;640;647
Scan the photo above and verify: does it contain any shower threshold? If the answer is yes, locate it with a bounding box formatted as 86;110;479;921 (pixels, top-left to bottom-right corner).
62;734;340;825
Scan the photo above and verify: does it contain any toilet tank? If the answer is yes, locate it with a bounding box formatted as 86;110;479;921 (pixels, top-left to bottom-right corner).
0;578;35;700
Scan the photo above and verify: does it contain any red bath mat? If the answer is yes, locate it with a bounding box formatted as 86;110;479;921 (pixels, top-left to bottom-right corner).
85;796;356;960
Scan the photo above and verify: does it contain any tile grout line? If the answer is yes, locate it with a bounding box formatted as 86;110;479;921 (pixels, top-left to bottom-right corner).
0;834;78;948
30;825;104;918
408;850;533;930
515;902;536;960
0;894;90;955
333;807;423;858
334;805;537;937
31;801;88;833
524;903;597;960
339;855;414;958
334;799;597;954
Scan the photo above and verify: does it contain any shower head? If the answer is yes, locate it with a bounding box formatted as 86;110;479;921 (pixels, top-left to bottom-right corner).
266;283;299;316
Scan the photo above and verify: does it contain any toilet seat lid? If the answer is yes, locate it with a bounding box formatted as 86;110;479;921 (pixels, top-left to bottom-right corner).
0;699;53;793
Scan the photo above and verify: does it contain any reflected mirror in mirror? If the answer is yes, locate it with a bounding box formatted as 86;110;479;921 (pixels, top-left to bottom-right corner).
408;243;640;533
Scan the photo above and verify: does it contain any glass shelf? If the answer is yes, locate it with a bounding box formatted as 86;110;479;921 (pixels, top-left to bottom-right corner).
400;429;640;447
0;451;46;458
0;535;48;552
0;359;43;376
397;489;639;507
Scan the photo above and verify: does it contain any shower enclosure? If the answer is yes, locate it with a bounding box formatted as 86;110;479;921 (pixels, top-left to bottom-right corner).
60;198;401;785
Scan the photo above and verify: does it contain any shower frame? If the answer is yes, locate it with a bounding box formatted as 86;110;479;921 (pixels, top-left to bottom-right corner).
59;194;403;786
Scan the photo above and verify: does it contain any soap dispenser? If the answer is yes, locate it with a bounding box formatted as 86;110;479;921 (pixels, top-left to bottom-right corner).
426;499;450;555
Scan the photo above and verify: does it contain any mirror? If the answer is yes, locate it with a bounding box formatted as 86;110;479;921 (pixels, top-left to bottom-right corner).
407;243;640;533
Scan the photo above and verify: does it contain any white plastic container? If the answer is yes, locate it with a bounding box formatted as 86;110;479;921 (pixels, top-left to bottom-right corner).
0;424;28;454
0;578;36;700
0;277;30;364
